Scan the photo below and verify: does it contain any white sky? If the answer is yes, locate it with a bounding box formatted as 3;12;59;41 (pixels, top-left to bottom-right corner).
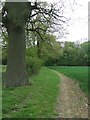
40;0;89;43
49;0;89;43
64;0;89;43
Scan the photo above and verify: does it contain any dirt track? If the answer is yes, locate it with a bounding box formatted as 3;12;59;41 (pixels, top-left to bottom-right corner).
54;71;88;118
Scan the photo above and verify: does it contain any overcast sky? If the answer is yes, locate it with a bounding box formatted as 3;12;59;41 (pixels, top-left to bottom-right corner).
54;0;89;43
40;0;89;43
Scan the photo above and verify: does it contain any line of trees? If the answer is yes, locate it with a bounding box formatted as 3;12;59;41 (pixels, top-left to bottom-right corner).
45;41;90;66
2;35;90;67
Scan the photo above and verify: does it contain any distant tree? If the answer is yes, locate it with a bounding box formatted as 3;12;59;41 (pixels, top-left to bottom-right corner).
41;34;62;64
57;42;78;66
79;41;90;66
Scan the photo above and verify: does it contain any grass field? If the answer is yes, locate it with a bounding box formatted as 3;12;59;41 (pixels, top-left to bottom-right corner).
2;67;60;118
1;66;89;118
49;66;89;95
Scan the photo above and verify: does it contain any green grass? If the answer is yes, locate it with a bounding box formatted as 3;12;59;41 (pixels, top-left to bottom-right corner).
0;65;6;72
49;66;89;95
2;67;60;118
0;65;2;120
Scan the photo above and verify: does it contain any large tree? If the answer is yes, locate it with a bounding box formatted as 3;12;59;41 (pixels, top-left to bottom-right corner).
2;1;69;87
2;1;38;87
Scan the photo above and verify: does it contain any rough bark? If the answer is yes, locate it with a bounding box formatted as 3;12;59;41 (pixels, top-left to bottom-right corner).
4;24;30;87
2;2;31;87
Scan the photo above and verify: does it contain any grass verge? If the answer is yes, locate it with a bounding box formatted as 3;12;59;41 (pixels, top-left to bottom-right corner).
2;67;60;118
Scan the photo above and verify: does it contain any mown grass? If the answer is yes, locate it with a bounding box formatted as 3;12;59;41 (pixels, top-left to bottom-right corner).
2;67;60;118
49;66;89;95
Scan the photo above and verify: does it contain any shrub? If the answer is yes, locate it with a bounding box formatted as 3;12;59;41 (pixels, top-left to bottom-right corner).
26;56;43;76
2;48;7;65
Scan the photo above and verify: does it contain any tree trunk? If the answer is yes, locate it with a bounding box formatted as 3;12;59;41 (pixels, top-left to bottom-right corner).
37;40;41;58
37;35;42;58
2;2;32;87
4;24;29;87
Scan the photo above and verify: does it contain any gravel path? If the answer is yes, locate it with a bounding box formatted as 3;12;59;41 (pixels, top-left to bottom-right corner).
53;70;88;118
